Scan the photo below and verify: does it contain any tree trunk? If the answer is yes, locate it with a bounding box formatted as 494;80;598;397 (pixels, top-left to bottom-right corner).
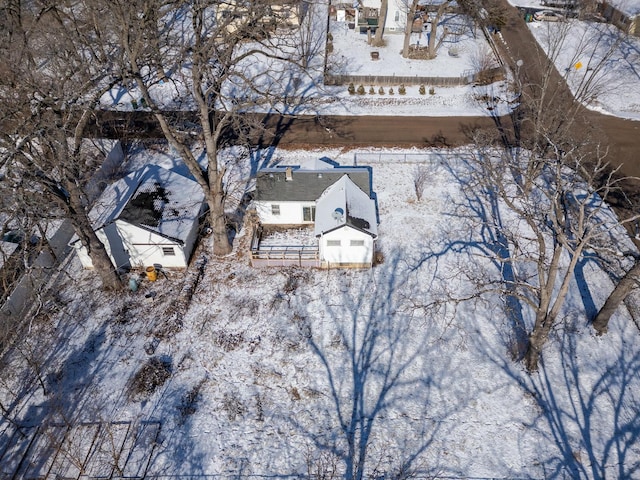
427;1;451;59
65;187;123;291
372;0;387;47
208;176;232;256
402;0;418;58
592;259;640;335
524;313;553;373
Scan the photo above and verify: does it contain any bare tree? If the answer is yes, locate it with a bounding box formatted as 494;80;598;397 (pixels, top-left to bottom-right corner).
413;164;430;201
463;133;638;372
0;1;123;290
592;257;640;335
372;0;388;47
403;0;452;59
105;0;307;256
453;12;639;370
297;0;324;69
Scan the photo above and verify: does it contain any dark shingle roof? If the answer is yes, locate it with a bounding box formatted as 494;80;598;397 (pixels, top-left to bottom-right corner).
255;167;371;202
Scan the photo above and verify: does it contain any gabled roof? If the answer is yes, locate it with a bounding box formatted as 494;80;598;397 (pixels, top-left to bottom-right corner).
89;165;205;244
255;163;371;202
314;175;377;238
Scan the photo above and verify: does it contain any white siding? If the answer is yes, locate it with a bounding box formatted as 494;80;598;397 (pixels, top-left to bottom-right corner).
76;221;191;270
319;226;374;265
254;201;316;225
387;0;407;32
115;221;188;269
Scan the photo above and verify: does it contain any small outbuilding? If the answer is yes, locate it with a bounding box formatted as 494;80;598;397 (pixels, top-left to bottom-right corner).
73;165;206;271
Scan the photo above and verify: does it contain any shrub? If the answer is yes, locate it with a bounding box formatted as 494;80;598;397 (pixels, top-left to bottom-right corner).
389;87;394;95
378;86;385;95
177;379;206;424
348;83;356;95
429;86;436;95
419;84;426;95
357;84;365;95
399;84;406;95
369;86;375;95
128;356;172;401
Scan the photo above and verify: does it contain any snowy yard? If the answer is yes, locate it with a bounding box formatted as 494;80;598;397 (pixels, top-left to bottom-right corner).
1;147;639;478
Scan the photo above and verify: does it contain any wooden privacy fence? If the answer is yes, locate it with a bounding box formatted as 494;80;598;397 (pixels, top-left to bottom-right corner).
324;66;505;87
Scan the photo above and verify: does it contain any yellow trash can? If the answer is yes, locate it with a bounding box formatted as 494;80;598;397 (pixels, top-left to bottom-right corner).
146;266;157;282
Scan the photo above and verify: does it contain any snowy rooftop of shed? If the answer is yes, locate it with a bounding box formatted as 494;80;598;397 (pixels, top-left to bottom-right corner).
314;174;378;237
89;165;205;244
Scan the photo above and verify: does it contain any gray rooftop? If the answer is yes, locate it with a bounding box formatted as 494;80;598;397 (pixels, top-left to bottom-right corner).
255;167;371;202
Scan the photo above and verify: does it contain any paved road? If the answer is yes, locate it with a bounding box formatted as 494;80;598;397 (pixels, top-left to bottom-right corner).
498;0;640;173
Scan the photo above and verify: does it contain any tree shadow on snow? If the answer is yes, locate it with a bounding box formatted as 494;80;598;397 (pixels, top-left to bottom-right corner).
473;319;640;479
287;252;473;479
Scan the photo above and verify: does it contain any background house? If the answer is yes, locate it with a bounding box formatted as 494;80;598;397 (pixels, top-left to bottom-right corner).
599;0;640;37
73;165;206;271
354;0;408;34
315;175;378;267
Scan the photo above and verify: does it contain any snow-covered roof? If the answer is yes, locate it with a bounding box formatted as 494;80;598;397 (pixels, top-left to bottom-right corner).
89;165;205;244
314;174;377;237
269;157;336;170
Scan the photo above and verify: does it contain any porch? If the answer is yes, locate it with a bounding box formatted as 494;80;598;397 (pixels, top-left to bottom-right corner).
250;225;321;268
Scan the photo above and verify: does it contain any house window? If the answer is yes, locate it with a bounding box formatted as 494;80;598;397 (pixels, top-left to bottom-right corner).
272;204;281;215
350;240;365;247
395;11;400;22
327;240;341;247
303;206;316;222
162;246;176;256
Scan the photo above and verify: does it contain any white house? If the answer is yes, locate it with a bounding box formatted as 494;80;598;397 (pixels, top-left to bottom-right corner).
353;0;409;33
253;158;371;225
252;159;378;268
73;165;206;271
315;175;378;267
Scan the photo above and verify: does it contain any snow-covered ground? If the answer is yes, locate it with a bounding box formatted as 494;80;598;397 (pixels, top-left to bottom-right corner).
103;1;640;119
1;147;639;478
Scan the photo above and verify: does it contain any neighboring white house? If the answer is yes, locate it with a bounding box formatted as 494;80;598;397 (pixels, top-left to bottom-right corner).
315;175;378;267
73;165;206;271
252;158;378;268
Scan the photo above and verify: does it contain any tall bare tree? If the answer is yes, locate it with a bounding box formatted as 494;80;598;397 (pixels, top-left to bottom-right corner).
106;0;306;256
592;257;640;335
372;0;388;47
463;135;637;372
402;0;452;58
456;13;636;370
0;1;123;290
